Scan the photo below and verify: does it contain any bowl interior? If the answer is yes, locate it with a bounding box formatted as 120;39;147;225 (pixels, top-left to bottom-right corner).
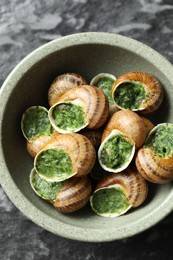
1;34;173;241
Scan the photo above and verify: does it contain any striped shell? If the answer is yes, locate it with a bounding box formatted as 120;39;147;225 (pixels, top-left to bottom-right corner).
27;130;60;158
141;117;154;136
53;176;92;213
96;167;148;208
54;85;109;129
35;133;96;180
102;110;148;149
136;147;173;184
112;71;163;114
48;73;87;107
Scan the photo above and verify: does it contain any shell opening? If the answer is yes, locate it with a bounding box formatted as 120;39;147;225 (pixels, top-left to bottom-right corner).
98;129;135;173
21;106;51;141
30;168;63;200
90;184;131;217
145;123;173;158
90;73;116;106
113;81;147;110
34;147;76;182
48;101;88;134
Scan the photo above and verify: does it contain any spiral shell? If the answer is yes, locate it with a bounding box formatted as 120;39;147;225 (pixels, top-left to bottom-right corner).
50;85;109;130
96;167;148;207
135;123;173;183
30;169;92;213
90;167;148;217
53;176;92;213
102;110;148;149
136;147;173;184
34;133;96;182
48;73;87;106
112;71;163;113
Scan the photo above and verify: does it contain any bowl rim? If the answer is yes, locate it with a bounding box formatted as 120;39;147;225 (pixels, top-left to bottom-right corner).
1;32;173;242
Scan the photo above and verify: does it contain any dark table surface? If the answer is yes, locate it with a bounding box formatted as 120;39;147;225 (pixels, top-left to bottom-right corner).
1;0;173;259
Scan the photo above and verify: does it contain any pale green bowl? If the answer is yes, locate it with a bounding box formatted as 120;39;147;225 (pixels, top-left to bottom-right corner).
0;32;173;242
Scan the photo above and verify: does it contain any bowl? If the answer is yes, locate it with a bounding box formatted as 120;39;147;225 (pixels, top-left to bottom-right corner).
0;32;173;242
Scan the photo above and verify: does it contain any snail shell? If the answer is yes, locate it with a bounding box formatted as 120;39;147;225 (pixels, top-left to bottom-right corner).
53;176;92;213
49;85;109;132
30;169;92;213
48;73;87;107
21;106;51;141
90;167;148;217
34;133;96;182
27;130;60;158
102;110;148;149
112;72;163;114
136;123;173;183
90;73;118;114
98;129;135;173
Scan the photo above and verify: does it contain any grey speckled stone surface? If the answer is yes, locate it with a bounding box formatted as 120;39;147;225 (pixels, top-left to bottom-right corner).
1;0;173;259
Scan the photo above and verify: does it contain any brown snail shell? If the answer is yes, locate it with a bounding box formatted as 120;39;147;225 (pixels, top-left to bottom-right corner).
136;147;173;184
90;167;148;217
34;133;96;182
135;123;173;184
112;71;163;114
53;85;109;129
102;110;148;149
48;73;87;107
53;176;92;213
27;130;60;158
96;167;148;208
30;169;91;213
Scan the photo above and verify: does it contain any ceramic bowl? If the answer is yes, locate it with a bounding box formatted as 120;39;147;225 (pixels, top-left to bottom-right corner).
0;32;173;242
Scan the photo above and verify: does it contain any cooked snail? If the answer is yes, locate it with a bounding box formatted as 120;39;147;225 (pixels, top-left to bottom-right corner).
90;73;118;114
98;129;135;173
48;85;109;133
90;167;148;217
112;72;163;113
21;106;51;141
30;169;92;213
48;73;87;107
102;110;148;149
34;133;96;182
136;123;173;184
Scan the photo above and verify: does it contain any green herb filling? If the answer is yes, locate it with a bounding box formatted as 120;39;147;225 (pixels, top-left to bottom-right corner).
114;81;146;109
36;148;73;180
91;187;130;214
31;170;63;200
22;107;51;140
52;103;85;131
100;135;133;169
145;124;173;157
97;77;115;105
